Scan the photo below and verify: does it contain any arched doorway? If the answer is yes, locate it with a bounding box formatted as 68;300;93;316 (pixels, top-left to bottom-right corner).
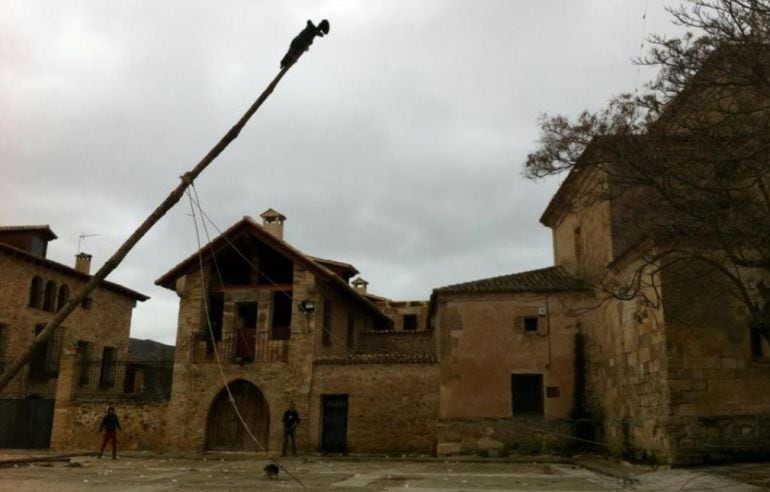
205;380;270;450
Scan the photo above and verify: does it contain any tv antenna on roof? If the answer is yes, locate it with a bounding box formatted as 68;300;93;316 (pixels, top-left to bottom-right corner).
78;231;100;253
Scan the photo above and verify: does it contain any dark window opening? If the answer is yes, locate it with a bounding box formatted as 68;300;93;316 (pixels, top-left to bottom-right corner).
205;294;224;342
750;326;765;359
346;313;355;349
403;314;418;331
546;386;560;398
322;299;332;346
43;280;57;312
81;297;93;310
77;340;92;386
511;374;544;416
523;316;539;332
235;303;258;361
258;249;293;285
271;291;292;340
238;303;258;328
215;237;294;286
123;365;139;393
100;347;117;387
218;256;252;285
57;285;70;311
28;276;42;308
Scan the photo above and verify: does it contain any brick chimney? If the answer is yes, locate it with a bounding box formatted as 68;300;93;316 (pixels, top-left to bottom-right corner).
260;208;286;239
352;277;369;294
75;252;92;274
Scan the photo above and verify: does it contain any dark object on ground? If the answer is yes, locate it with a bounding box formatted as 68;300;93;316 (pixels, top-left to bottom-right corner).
280;19;330;68
263;463;279;480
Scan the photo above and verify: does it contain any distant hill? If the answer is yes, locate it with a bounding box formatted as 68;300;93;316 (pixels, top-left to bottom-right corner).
129;338;175;362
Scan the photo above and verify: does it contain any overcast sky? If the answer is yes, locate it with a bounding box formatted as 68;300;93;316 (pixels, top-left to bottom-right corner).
1;1;683;345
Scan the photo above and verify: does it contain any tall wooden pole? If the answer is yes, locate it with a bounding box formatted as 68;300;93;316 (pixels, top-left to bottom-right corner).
0;37;319;392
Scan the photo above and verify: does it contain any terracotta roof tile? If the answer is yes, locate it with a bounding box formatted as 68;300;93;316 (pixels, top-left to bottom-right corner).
435;266;589;295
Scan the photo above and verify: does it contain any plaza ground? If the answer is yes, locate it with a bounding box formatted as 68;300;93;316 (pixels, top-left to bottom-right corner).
0;452;768;491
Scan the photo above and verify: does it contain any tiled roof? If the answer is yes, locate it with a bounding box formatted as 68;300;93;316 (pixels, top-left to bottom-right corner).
314;353;437;365
0;225;57;240
434;266;589;295
154;216;391;326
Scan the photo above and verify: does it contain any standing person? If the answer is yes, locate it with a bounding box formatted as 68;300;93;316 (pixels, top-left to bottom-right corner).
98;406;121;459
281;401;300;456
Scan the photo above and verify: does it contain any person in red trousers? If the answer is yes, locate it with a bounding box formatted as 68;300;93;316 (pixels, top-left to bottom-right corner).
98;407;121;459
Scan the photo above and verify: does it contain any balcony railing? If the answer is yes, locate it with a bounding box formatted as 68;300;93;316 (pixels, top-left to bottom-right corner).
191;330;288;364
73;360;173;402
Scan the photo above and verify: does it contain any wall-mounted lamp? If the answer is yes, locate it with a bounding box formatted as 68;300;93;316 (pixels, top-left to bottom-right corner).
298;299;316;316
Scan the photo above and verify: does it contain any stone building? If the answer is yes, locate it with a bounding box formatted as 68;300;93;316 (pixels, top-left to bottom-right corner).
0;225;148;449
537;138;770;464
430;266;590;456
156;211;437;454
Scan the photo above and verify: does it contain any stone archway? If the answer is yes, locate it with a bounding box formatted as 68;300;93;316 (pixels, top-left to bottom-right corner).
205;380;270;450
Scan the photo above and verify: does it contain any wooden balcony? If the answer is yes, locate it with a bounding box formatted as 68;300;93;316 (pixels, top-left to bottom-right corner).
191;330;288;364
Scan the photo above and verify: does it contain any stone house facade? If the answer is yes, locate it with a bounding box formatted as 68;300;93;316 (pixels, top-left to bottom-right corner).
0;225;149;449
430;267;591;456
156;211;437;454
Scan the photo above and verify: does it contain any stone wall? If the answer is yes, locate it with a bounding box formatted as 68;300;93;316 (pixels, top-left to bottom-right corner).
52;401;169;452
436;418;575;456
50;353;169;452
357;330;434;355
0;253;138;380
435;291;584;420
580;272;672;463
314;278;382;358
660;263;770;463
550;170;614;281
310;362;439;453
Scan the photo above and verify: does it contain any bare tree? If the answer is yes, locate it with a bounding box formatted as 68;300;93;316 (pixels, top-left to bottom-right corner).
525;0;770;344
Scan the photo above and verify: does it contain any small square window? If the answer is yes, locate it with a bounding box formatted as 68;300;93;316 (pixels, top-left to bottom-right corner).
523;316;538;332
546;386;560;398
81;297;93;310
403;314;418;331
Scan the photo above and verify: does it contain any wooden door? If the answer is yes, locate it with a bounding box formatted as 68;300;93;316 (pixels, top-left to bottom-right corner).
205;380;269;450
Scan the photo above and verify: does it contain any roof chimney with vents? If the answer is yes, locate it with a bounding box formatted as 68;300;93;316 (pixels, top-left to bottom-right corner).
352;277;369;294
260;208;286;239
75;252;92;274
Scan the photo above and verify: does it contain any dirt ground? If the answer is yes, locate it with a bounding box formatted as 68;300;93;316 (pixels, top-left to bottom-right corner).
0;453;767;491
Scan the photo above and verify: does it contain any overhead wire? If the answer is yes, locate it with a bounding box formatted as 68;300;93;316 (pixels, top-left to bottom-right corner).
186;189;307;489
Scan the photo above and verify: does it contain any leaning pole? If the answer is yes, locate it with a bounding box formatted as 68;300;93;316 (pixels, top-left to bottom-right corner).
0;22;328;392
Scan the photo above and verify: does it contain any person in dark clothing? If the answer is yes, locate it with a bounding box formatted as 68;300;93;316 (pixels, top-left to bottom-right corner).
281;402;300;456
280;19;330;68
98;406;121;459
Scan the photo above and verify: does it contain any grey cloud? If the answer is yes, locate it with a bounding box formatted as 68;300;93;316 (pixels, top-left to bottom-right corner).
1;0;682;344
